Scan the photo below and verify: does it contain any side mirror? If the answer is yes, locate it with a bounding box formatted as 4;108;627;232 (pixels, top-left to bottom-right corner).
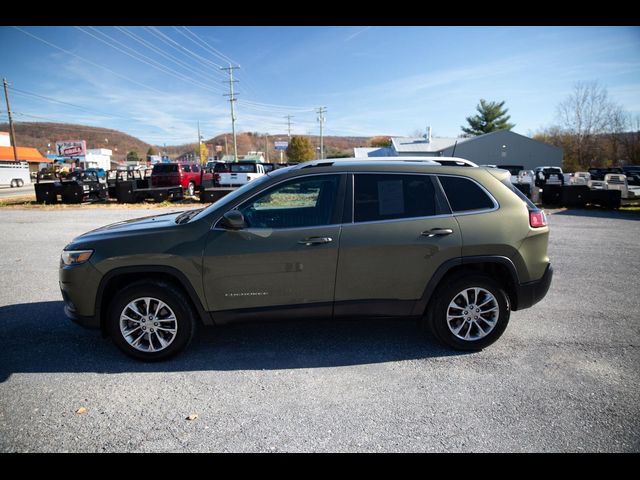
220;210;246;230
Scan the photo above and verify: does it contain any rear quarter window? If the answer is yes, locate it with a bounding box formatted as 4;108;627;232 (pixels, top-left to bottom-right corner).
438;176;495;212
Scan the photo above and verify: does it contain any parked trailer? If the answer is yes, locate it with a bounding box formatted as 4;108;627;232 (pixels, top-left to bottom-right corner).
111;169;183;203
34;170;107;204
540;184;621;209
200;187;235;204
0;161;31;187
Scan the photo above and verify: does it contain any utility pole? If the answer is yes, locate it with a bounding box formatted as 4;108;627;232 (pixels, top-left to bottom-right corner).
3;78;19;162
285;115;294;139
224;135;228;157
221;65;240;162
316;107;327;160
264;132;269;162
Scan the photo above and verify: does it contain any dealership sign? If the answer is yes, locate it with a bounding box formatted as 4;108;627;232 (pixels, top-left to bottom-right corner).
274;141;288;150
56;140;87;157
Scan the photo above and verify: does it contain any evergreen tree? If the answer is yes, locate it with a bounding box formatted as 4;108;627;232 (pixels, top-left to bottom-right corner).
286;136;315;162
462;99;515;136
126;150;140;163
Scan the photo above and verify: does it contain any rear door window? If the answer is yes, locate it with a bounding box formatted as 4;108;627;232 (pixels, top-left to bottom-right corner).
438;176;496;212
182;165;192;173
353;174;448;223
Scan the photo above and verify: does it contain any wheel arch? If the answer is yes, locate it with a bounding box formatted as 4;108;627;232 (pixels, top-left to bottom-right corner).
96;265;213;336
413;256;522;316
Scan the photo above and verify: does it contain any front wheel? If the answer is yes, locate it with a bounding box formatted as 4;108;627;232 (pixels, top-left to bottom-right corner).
425;274;510;351
107;281;196;361
187;182;195;197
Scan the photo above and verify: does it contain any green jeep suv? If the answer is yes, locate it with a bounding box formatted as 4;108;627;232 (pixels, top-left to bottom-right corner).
60;158;552;360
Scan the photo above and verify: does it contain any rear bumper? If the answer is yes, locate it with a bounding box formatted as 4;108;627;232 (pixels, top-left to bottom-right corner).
515;263;553;310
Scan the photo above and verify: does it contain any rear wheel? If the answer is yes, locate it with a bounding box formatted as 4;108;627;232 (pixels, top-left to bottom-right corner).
424;274;510;351
107;281;196;361
16;179;24;187
10;179;17;188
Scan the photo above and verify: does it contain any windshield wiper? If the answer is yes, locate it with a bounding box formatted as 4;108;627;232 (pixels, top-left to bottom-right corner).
175;208;204;224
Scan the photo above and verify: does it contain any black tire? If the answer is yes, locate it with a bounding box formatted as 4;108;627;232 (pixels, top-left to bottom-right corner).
187;182;195;197
107;280;196;361
16;179;24;187
10;179;17;188
424;274;510;351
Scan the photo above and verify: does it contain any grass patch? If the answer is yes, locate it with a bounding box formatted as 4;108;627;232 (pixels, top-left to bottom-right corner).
0;196;202;209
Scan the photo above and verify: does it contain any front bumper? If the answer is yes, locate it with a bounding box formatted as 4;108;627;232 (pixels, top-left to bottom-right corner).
59;261;102;326
64;303;100;329
515;263;553;310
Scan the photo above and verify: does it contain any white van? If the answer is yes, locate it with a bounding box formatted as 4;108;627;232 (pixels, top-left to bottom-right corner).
0;161;31;187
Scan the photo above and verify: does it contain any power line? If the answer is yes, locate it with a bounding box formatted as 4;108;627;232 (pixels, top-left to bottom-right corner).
179;26;237;66
74;26;223;95
115;26;224;81
13;26;167;96
148;26;226;72
8;86;131;120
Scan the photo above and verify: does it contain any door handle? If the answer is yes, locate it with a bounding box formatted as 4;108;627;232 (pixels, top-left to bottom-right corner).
298;236;333;246
421;228;454;238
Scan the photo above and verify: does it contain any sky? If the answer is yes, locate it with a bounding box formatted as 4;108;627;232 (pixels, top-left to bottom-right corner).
0;26;639;146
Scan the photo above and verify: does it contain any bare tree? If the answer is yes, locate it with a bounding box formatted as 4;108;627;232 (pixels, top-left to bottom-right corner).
620;114;640;165
556;81;625;168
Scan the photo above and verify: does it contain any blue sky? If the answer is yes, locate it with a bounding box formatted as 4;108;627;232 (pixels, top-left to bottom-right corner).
0;26;639;146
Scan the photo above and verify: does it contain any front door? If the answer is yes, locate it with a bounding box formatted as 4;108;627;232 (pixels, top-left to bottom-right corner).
334;173;461;317
203;174;345;319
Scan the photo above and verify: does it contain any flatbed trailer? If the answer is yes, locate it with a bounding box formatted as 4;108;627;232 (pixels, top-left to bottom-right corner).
109;169;184;203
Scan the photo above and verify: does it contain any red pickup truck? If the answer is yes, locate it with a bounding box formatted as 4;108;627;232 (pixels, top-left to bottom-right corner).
150;163;214;196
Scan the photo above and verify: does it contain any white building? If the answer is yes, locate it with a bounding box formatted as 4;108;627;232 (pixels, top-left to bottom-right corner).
83;148;112;170
0;132;11;147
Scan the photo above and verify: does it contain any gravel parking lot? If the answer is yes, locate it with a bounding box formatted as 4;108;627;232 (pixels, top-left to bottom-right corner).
0;206;639;452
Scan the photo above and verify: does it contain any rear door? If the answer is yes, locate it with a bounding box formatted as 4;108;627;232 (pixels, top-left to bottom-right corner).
334;173;461;317
203;173;346;317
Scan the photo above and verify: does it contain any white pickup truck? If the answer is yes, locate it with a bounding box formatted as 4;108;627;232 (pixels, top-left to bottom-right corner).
218;162;266;187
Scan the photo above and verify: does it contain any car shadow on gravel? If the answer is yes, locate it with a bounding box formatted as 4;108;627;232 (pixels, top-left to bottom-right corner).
0;301;465;381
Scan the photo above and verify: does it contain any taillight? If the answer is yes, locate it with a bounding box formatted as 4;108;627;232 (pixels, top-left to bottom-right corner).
529;210;547;228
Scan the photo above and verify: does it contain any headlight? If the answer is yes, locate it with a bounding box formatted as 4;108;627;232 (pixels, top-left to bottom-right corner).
61;249;94;266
